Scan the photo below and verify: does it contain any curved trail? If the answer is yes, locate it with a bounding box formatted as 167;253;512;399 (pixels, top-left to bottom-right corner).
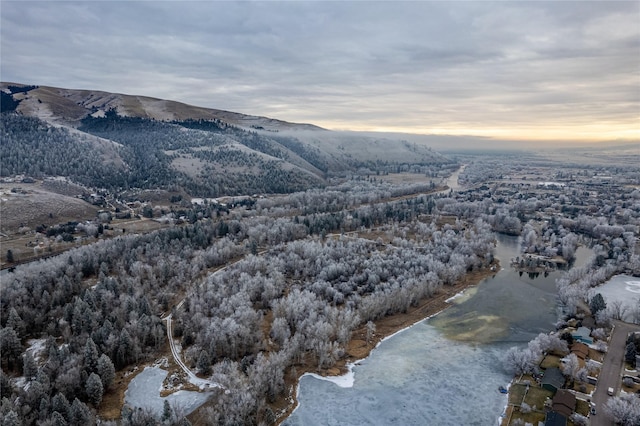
162;255;262;389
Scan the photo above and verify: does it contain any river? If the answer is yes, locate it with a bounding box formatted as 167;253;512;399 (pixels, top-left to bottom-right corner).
285;234;592;426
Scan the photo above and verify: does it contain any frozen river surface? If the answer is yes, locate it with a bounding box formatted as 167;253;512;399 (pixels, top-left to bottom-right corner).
590;274;640;322
286;235;591;425
124;367;210;416
285;322;511;426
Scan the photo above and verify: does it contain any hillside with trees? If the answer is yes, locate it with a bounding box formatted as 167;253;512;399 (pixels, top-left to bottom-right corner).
1;83;453;199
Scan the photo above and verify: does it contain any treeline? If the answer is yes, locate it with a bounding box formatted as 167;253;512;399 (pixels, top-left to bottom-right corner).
80;111;328;196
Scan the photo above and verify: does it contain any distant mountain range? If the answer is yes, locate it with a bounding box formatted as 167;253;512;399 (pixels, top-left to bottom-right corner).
1;82;452;197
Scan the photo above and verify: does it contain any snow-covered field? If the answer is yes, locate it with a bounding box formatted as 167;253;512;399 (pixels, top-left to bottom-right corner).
124;367;211;416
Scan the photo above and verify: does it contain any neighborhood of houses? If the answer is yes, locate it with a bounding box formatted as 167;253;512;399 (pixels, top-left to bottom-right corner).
503;312;640;426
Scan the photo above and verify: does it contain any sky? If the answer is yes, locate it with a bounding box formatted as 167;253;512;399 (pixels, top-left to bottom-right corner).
1;1;639;142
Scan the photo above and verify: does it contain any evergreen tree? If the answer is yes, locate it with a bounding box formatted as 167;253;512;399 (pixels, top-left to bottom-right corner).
22;351;38;380
51;393;71;420
83;338;99;374
590;293;606;315
0;327;23;370
97;354;115;389
85;373;103;406
0;370;12;397
52;411;68;426
197;350;211;375
69;398;92;425
2;410;20;426
625;342;637;367
6;308;25;339
161;400;173;422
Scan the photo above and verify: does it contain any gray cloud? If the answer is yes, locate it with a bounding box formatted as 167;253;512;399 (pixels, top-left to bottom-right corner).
1;1;638;141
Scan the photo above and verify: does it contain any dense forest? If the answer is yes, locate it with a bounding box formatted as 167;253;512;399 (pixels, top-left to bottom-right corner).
0;114;126;188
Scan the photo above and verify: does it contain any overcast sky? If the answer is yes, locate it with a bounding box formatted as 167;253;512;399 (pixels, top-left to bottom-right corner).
1;1;638;141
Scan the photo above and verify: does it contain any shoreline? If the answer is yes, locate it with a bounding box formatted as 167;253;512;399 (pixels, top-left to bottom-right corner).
275;262;500;424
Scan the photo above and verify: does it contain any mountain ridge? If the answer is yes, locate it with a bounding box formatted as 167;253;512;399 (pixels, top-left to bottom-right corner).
1;82;453;197
1;82;325;131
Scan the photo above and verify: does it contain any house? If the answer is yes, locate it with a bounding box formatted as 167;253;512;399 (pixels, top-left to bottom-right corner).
570;342;589;361
572;326;593;344
541;367;565;394
544;411;567;426
552;390;576;418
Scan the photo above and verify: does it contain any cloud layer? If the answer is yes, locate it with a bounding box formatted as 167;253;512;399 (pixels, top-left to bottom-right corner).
2;1;638;141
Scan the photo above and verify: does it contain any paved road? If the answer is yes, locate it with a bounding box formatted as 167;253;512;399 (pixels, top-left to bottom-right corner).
590;320;640;426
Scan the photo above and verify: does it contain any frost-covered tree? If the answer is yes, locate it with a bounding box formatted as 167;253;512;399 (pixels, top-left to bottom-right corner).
85;373;103;406
22;351;38;380
97;354;115;390
560;353;580;381
503;347;537;375
604;394;640;426
366;321;376;344
585;359;601;374
69;397;93;425
570;413;589;426
83;338;99;375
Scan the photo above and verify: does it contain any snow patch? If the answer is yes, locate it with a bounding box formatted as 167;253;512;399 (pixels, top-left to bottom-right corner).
26;338;47;362
13;377;27;391
445;290;466;303
302;360;359;389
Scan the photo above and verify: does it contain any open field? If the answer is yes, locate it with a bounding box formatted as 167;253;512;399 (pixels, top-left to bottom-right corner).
376;172;434;185
0;182;99;233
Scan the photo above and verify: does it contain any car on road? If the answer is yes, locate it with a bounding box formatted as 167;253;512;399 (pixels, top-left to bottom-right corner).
607;387;614;396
